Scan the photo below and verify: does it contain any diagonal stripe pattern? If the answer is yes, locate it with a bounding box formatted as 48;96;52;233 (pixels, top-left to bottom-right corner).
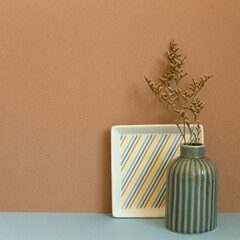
120;134;187;209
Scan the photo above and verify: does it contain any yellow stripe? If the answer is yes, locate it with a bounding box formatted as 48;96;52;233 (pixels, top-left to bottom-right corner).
148;134;190;208
121;135;145;178
147;136;184;207
121;135;131;154
148;174;167;207
121;134;191;209
131;135;174;208
143;137;184;208
122;135;158;203
122;135;160;204
121;135;142;172
120;135;127;147
127;135;161;208
121;136;146;206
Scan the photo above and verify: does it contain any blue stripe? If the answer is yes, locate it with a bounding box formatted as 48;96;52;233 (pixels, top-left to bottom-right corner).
139;135;182;208
122;135;164;206
121;135;138;165
121;135;153;191
137;135;179;208
121;136;148;184
151;181;166;208
155;188;166;208
120;135;123;141
124;135;167;208
121;135;135;159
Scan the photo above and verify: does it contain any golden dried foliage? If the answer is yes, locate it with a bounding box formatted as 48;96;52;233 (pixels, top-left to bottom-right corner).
145;40;213;144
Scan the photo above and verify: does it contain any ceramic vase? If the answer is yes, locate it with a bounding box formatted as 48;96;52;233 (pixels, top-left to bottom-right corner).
165;144;218;234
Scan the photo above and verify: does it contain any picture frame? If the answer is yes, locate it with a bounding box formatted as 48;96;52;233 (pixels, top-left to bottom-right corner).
111;124;204;218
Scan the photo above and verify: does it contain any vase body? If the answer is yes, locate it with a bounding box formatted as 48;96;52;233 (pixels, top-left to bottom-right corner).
165;144;218;234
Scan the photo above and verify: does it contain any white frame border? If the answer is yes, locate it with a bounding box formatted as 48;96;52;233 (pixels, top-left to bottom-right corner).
111;124;204;218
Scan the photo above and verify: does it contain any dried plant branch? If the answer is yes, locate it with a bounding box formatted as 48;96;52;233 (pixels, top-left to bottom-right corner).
144;40;213;144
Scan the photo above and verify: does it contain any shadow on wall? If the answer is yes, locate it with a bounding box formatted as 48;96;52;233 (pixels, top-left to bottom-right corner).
101;129;112;212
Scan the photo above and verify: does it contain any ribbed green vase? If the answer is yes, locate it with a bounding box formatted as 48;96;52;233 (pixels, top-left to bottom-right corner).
165;144;218;234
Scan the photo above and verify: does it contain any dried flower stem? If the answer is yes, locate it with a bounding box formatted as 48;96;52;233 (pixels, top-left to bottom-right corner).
144;40;213;144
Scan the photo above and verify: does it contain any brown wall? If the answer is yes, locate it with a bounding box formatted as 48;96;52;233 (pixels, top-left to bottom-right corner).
0;0;239;212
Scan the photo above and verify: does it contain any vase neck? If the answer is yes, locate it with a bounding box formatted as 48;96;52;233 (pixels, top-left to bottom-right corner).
180;144;205;158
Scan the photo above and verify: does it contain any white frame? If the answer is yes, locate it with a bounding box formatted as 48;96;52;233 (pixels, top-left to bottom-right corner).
111;124;204;218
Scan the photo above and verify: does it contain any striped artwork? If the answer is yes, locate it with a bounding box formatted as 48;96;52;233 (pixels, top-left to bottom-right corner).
120;134;188;209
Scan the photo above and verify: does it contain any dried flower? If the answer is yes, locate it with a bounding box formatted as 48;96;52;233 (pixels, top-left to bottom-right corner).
144;40;213;144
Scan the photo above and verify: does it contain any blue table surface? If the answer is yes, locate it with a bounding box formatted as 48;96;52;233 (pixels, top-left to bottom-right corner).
0;213;239;240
